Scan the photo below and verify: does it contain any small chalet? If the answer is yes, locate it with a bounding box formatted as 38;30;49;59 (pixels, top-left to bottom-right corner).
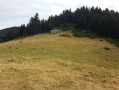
51;30;59;34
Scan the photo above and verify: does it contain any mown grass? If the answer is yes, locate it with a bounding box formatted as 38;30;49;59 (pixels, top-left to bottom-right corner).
0;33;119;90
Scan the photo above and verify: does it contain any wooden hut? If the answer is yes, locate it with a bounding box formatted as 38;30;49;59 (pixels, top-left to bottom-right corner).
51;30;59;34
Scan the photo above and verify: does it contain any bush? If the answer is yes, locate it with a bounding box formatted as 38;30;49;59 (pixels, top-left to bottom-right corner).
100;40;103;41
60;34;71;38
106;38;119;48
104;47;110;50
72;30;100;39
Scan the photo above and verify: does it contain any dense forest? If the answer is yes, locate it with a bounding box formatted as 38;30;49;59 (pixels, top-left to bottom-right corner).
0;6;119;42
48;6;119;38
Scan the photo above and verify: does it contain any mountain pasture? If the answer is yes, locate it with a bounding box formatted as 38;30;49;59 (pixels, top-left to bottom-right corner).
0;33;119;90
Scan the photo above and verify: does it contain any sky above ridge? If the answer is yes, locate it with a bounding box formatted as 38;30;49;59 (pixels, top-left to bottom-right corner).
0;0;119;29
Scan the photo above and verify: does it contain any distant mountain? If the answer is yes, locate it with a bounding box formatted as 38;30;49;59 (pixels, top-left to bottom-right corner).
0;27;20;37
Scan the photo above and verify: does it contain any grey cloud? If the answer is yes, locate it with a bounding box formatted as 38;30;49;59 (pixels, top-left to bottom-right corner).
0;0;118;29
0;0;53;29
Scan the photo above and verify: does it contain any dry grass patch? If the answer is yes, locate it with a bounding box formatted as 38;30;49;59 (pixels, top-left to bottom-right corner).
0;33;119;89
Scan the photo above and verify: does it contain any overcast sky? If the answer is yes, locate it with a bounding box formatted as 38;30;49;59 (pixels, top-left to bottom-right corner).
0;0;119;29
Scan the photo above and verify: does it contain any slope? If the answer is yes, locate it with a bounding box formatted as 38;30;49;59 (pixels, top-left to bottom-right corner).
0;32;119;90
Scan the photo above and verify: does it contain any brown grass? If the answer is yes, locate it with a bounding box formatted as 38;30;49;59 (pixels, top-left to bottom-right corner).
0;32;119;90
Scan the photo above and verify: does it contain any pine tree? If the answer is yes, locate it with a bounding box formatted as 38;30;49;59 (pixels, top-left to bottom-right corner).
28;13;40;35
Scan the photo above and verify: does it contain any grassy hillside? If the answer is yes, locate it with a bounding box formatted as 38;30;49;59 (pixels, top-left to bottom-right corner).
0;32;119;90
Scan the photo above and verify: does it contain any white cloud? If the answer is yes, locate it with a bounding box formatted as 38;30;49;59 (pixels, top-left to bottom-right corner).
0;0;119;29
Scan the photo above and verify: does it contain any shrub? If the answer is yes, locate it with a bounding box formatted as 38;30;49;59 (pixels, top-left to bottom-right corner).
60;34;71;38
72;30;99;39
100;40;103;41
106;38;119;48
104;47;110;50
72;30;119;48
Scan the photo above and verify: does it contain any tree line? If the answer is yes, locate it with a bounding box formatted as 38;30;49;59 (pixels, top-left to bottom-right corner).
0;6;119;42
19;13;51;36
48;6;119;38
